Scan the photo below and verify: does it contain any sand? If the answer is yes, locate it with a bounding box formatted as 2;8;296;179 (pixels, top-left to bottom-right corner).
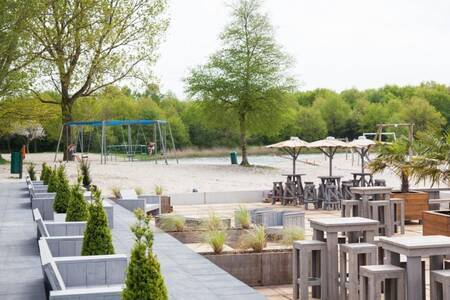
0;152;445;196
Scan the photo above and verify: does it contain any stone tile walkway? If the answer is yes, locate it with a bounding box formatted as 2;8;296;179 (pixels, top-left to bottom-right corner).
110;200;266;300
0;182;45;300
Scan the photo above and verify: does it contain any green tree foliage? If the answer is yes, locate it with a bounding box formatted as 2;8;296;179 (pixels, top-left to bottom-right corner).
47;167;58;193
313;94;351;137
81;190;114;256
40;163;49;183
122;209;168;300
27;0;168;158
66;178;89;222
53;165;71;213
186;0;295;165
295;107;328;142
27;163;36;181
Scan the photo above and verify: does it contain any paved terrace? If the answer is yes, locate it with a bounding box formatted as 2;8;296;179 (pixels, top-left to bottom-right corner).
0;182;45;299
0;181;265;300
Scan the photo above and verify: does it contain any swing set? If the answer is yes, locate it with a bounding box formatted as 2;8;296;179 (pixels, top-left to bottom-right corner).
54;119;178;164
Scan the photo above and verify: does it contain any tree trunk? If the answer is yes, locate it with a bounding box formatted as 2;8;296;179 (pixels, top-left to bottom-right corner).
401;171;409;193
61;99;74;161
34;139;37;153
239;113;250;166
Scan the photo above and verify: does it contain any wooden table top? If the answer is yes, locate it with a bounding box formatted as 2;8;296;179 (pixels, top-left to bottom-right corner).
380;235;450;256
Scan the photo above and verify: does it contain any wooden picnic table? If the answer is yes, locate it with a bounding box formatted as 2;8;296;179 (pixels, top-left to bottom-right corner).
309;217;379;298
380;235;450;300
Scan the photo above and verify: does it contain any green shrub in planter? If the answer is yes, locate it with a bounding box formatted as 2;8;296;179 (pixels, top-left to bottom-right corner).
158;215;185;232
122;209;168;300
27;163;36;181
53;165;71;213
240;225;266;252
40;163;49;183
81;189;114;255
205;230;227;254
234;205;250;229
66;178;89;222
281;226;304;246
78;159;92;188
47;167;58;193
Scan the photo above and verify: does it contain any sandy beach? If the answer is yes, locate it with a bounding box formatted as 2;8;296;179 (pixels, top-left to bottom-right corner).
1;151;445;196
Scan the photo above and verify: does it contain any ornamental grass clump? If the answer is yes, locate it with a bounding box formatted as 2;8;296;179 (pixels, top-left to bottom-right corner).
66;177;89;222
234;205;250;229
281;226;304;246
81;189;114;255
203;212;223;231
158;215;185;232
53;165;71;213
122;209;168;300
241;225;266;252
154;185;164;196
135;186;144;196
204;230;227;254
27;163;36;181
111;186;121;199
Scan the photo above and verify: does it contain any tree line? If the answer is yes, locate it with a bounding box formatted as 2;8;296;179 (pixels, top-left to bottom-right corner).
0;82;448;153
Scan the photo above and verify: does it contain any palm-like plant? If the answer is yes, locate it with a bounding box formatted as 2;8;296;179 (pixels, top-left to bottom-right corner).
369;138;414;193
412;131;450;186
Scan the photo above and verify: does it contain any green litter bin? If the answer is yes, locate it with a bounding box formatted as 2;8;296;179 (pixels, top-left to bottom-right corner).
10;151;23;178
230;151;238;165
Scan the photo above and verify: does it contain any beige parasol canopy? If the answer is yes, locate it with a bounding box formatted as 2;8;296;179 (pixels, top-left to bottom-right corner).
266;137;309;174
307;136;350;176
349;136;377;173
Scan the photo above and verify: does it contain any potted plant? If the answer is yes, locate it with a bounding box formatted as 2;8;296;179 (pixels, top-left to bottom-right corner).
369;138;428;221
79;159;92;190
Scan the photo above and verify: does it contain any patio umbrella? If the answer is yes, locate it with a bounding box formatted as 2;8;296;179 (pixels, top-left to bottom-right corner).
307;136;350;176
348;136;376;173
266;137;309;175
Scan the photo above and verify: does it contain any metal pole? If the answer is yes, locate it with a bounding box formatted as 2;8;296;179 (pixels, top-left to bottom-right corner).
81;126;84;155
167;122;179;164
127;124;132;161
154;124;158;164
54;125;64;162
157;122;167;164
101;121;105;164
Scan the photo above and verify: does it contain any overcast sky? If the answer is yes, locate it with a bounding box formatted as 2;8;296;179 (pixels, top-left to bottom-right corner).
153;0;450;99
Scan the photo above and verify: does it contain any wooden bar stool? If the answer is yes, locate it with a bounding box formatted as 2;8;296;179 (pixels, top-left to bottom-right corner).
272;182;283;204
340;243;377;300
374;179;386;187
390;198;405;234
359;265;405;300
293;240;327;300
368;200;393;236
303;182;318;209
341;200;360;217
431;269;450;300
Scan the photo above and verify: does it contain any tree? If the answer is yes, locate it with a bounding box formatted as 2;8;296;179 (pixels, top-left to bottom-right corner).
28;0;168;158
295;107;327;141
66;178;89;222
11;121;45;152
186;0;294;166
122;209;168;300
313;94;351;137
0;0;34;98
53;165;71;213
369;138;414;193
82;190;114;255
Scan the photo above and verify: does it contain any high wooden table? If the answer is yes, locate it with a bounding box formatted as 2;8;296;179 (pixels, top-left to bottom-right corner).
350;186;392;217
380;235;450;300
309;217;379;298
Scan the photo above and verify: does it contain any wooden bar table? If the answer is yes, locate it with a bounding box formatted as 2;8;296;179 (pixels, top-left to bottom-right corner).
350;186;392;218
309;217;379;298
380;235;450;300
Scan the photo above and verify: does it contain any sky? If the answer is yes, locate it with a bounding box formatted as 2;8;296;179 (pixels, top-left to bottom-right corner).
153;0;450;99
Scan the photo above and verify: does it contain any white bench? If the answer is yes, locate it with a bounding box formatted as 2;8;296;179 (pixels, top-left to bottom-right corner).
115;189;160;215
34;209;86;238
39;239;125;300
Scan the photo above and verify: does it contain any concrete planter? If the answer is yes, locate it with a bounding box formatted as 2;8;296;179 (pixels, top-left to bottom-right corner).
423;210;450;236
392;191;428;222
203;250;292;286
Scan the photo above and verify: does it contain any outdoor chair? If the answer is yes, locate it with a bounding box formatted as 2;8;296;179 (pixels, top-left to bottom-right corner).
322;184;341;210
115;189;160;215
282;181;298;205
303;182;319;209
341;180;354;200
38;238;126;300
271;181;283;204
